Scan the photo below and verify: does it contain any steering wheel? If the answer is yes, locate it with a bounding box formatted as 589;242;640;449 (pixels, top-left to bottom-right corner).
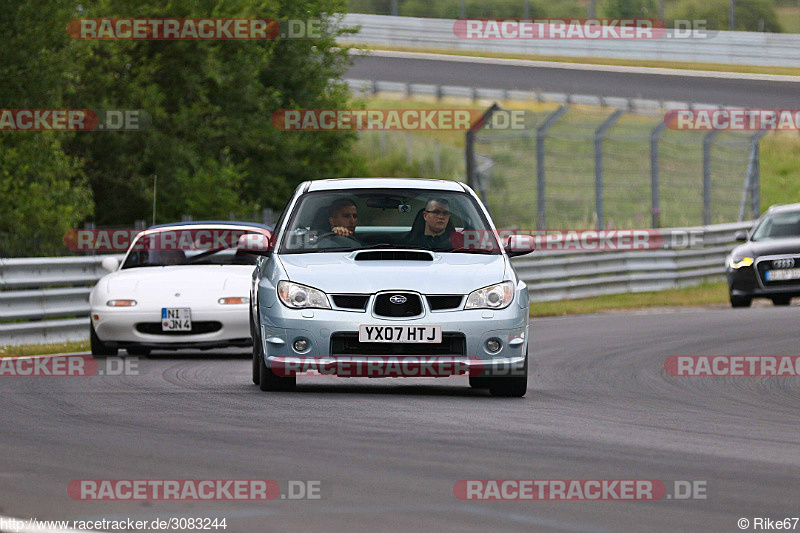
314;231;360;248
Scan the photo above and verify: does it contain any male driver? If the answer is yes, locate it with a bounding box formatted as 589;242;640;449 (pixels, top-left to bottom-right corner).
409;198;455;250
328;198;358;238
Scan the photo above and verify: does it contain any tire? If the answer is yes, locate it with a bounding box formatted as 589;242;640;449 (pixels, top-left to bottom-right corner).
730;294;752;308
489;356;528;398
469;376;491;389
772;295;792;306
251;308;260;385
258;347;296;392
126;346;151;357
90;323;117;357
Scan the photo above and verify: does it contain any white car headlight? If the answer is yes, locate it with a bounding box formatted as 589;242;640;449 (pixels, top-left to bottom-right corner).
728;256;754;269
277;281;331;309
465;281;514;310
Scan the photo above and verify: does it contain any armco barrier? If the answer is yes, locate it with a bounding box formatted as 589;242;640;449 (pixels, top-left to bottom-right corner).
342;14;800;68
0;222;752;345
0;256;123;346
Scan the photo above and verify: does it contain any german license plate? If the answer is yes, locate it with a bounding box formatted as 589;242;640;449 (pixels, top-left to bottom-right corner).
162;308;192;331
358;325;441;343
765;268;800;281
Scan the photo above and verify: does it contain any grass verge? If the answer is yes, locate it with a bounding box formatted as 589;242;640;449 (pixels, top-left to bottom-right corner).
529;281;729;317
0;340;90;357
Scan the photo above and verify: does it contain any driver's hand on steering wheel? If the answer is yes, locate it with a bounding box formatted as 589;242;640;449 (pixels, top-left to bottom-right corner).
331;226;354;237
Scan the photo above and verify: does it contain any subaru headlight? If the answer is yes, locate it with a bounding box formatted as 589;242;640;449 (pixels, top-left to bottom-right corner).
465;281;514;310
277;281;331;309
728;256;754;269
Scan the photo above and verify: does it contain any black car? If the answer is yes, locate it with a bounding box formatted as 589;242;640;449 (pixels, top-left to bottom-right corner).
727;203;800;307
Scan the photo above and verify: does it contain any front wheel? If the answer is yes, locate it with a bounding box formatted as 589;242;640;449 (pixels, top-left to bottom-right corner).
730;294;752;308
772;295;792;306
489;357;528;398
258;349;296;392
90;323;117;357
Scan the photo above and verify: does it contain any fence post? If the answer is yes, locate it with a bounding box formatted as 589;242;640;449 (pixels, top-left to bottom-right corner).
465;103;501;209
535;105;569;230
650;122;667;228
702;130;719;225
434;140;441;176
750;132;765;219
594;110;624;230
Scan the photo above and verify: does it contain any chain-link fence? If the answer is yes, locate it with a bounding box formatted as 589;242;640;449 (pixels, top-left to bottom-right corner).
467;104;762;230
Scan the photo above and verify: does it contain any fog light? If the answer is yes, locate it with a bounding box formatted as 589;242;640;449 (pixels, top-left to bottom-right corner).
486;339;501;353
293;339;309;352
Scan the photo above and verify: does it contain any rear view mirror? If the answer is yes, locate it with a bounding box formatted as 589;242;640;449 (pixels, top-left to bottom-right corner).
734;230;748;242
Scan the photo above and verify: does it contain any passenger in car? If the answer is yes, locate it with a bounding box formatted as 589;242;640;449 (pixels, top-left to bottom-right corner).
407;198;458;251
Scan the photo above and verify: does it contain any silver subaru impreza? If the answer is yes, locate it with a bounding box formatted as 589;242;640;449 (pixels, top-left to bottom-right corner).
250;178;532;396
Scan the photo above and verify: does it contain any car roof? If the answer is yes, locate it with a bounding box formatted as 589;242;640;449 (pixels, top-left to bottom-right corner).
766;203;800;215
306;178;465;192
148;220;272;230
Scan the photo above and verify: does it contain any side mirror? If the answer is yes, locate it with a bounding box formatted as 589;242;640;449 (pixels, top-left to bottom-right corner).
237;232;273;256
101;256;119;272
503;234;535;257
734;230;748;242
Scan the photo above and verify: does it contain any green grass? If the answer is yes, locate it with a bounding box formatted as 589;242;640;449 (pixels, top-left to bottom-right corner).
776;6;800;33
349;44;800;77
530;282;729;317
0;341;89;357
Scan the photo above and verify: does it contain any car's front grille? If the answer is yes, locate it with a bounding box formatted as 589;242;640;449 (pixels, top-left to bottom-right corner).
330;332;466;356
756;256;800;287
426;295;463;310
135;321;222;335
373;292;423;317
332;294;370;310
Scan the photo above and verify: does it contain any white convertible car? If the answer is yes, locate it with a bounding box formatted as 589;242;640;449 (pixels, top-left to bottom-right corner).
89;221;272;356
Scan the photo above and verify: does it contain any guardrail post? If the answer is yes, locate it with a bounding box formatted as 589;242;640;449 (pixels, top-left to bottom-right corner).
650;122;667;228
594;110;624;230
535;105;569;230
702;130;719;225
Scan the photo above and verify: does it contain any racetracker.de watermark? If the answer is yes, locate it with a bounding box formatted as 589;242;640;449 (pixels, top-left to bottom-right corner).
458;229;704;252
63;228;271;252
665;356;800;376
0;355;138;377
453;479;707;500
67;18;325;40
453;19;714;40
665;109;800;131
68;479;325;500
270;109;529;131
0;109;149;131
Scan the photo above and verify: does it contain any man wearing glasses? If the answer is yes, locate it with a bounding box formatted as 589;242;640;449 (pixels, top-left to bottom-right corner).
408;198;457;251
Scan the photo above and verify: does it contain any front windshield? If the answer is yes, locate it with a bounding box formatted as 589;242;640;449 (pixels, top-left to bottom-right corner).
279;189;501;254
121;228;268;268
751;212;800;241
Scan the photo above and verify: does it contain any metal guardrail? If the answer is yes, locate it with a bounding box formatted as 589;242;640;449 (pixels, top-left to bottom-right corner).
0;256;123;346
514;222;752;301
345;78;736;117
0;223;752;345
342;14;800;67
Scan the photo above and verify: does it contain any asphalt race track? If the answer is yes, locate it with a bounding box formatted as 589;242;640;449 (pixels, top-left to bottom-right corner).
1;306;799;532
347;53;800;108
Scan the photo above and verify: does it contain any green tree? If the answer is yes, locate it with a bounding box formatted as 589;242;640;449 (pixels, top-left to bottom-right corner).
0;1;94;256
